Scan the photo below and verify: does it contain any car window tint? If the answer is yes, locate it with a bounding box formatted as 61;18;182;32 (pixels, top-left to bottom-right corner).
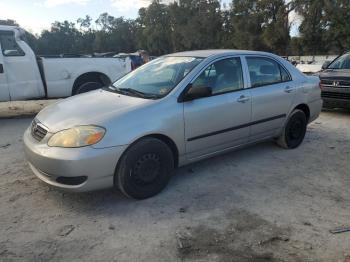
0;31;25;56
192;57;244;95
247;57;287;87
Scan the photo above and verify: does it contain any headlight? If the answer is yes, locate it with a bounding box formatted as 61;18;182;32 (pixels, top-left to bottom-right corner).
48;126;106;148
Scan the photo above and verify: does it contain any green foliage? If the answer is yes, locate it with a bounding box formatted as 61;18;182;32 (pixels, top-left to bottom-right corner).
169;0;223;51
225;0;266;50
295;0;328;55
1;0;350;56
323;0;350;53
137;1;173;55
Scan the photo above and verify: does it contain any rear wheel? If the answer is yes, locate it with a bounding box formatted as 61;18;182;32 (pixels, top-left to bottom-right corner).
115;138;174;199
72;73;111;95
75;81;104;94
276;109;307;149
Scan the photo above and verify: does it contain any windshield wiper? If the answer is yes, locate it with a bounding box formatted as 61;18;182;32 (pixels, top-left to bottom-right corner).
119;88;148;97
117;87;161;99
107;85;162;99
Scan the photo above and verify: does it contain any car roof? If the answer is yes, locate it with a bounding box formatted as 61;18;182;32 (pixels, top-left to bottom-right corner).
166;49;275;58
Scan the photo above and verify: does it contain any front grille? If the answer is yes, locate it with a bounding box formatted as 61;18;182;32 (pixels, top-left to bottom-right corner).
322;91;350;100
321;79;350;88
31;120;48;141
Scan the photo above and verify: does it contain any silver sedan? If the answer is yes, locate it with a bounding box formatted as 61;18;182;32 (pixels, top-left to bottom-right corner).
24;50;322;199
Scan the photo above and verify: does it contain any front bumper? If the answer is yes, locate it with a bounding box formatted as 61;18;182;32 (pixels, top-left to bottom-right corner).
23;126;127;192
321;87;350;109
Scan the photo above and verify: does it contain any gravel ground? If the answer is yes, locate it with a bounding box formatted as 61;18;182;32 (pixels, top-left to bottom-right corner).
0;110;350;262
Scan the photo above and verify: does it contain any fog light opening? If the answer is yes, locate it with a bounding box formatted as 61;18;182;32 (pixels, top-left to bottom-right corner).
56;176;87;186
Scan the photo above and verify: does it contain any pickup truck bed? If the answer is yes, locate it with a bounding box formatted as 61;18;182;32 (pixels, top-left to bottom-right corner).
0;25;132;102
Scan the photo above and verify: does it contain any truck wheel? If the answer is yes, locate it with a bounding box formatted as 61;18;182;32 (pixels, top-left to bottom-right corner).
276;109;307;149
115;138;174;200
75;81;104;94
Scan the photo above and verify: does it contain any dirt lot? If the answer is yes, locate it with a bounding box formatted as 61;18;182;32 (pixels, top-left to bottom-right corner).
0;110;350;262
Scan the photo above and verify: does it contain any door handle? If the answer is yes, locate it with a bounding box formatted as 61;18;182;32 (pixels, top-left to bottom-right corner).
237;95;250;103
0;64;3;74
284;86;294;93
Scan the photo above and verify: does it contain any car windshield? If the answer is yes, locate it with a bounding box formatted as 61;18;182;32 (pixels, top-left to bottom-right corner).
328;53;350;69
109;56;203;99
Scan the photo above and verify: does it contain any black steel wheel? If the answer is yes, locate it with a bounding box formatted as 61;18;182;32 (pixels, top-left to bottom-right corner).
277;109;307;149
115;137;174;199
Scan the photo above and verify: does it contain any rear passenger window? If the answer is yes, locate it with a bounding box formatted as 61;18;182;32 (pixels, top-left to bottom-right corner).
246;57;291;87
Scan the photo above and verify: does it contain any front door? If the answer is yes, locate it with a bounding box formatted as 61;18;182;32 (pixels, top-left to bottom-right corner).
0;30;44;101
244;56;296;140
0;43;10;101
183;57;252;160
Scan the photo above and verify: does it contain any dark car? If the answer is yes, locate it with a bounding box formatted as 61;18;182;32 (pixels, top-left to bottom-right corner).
319;52;350;109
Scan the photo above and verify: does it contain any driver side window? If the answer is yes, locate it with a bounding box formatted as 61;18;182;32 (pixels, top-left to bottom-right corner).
192;57;244;95
0;31;25;57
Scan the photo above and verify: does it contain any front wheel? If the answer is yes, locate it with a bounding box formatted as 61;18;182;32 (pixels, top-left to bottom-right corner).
115;138;174;199
276;109;307;149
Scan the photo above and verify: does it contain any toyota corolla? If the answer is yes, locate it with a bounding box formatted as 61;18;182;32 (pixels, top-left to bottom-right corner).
24;50;322;199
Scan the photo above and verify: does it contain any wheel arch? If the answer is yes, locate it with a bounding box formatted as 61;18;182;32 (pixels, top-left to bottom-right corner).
72;72;111;95
116;133;180;172
294;103;310;122
145;134;179;168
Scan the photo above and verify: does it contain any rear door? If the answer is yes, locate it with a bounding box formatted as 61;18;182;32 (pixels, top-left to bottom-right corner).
0;41;10;101
244;56;295;141
183;56;252;160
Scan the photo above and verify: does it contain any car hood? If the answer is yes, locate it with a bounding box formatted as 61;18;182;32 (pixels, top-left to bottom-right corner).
319;69;350;79
36;89;152;132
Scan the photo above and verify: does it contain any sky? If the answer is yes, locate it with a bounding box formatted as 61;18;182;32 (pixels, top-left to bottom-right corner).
0;0;300;36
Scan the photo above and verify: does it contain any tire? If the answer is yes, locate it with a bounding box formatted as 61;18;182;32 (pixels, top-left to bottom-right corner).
276;109;307;149
75;81;104;94
115;138;174;199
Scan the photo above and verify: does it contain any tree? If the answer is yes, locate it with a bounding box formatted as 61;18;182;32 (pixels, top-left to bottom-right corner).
137;1;173;55
77;15;92;30
36;21;82;55
168;0;223;51
323;0;350;53
3;0;350;56
258;0;294;55
294;0;328;55
226;0;266;51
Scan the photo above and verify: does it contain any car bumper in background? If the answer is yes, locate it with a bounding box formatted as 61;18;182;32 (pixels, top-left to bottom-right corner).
23;127;127;192
321;87;350;109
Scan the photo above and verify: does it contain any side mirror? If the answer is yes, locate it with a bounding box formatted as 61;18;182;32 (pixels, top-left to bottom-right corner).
322;60;331;70
3;50;20;56
180;84;212;102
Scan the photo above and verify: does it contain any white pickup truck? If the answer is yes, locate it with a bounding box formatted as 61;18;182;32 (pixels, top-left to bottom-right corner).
0;25;132;102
